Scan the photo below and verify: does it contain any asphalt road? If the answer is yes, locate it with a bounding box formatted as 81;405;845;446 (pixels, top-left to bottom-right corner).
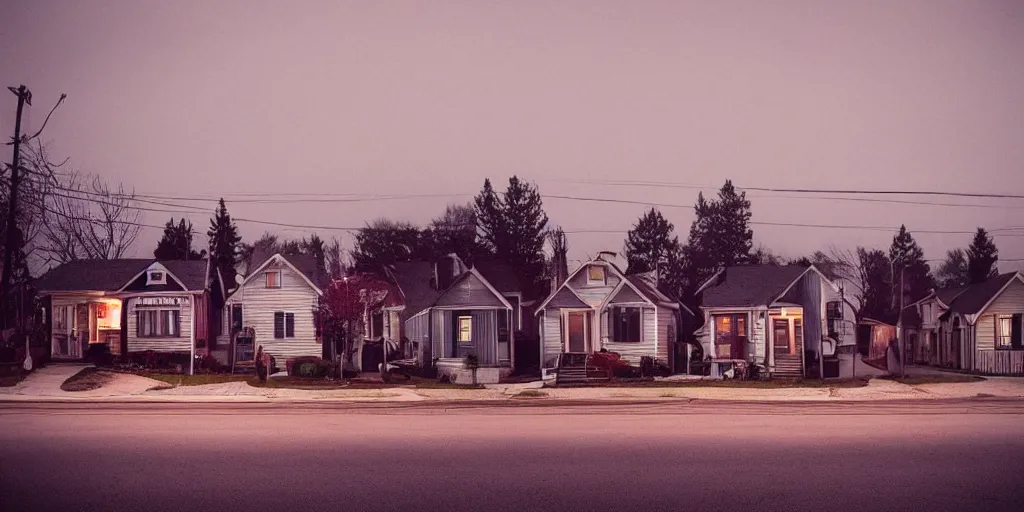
2;400;1023;512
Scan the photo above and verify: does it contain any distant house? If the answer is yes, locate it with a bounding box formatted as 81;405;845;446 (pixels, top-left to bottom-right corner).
533;253;681;377
694;264;857;379
389;254;524;378
932;272;1024;374
35;259;224;373
219;253;328;369
388;254;519;378
900;286;968;365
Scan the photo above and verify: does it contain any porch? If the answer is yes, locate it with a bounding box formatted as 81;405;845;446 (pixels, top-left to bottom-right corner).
430;307;514;368
49;297;124;361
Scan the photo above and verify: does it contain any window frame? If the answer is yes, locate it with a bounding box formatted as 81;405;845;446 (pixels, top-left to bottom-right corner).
147;271;167;286
135;308;181;338
713;313;748;359
586;265;606;286
370;310;384;338
457;315;473;344
273;311;295;339
996;315;1013;350
610;306;643;343
265;271;282;289
825;301;841;337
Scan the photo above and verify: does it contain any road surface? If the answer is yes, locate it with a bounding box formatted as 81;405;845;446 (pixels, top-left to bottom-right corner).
2;400;1023;512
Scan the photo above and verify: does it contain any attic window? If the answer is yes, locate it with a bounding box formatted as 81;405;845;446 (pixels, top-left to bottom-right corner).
587;265;605;285
265;271;281;288
147;271;166;286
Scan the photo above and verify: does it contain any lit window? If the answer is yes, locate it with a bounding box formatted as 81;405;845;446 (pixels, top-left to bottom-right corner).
587;265;605;284
458;316;472;343
265;271;281;288
997;316;1012;350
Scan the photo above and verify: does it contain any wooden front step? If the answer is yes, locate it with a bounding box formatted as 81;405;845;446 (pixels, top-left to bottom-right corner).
773;355;804;378
555;367;589;387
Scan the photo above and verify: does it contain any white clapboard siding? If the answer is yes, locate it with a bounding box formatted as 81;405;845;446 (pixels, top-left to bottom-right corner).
976;315;995;351
541;310;562;368
230;261;321;362
126;295;193;353
656;306;674;364
751;313;766;360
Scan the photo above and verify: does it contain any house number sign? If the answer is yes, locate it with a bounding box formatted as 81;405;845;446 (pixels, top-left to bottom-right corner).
136;297;189;307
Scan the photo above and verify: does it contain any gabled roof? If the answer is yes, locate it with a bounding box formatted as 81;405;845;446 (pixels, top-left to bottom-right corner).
387;261;443;321
699;265;811;308
534;257;660;313
944;272;1022;317
160;260;210;291
239;252;325;295
625;275;679;308
471;257;522;295
432;268;513;310
34;259;154;292
936;286;969;307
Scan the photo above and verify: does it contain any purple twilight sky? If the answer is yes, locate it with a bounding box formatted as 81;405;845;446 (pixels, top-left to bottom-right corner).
3;0;1023;272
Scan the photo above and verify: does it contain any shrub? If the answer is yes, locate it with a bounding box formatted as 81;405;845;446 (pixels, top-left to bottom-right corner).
639;356;655;378
195;354;222;374
287;356;337;379
85;343;114;367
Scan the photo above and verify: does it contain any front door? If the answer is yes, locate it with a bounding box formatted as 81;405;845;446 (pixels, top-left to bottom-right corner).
773;319;791;356
567;312;587;353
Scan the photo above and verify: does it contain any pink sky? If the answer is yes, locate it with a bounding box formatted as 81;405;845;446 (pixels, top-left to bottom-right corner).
3;0;1023;270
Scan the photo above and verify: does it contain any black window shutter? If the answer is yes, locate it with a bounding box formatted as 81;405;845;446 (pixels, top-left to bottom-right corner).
274;312;285;339
136;311;141;337
609;308;617;342
1012;314;1022;350
286;313;295;338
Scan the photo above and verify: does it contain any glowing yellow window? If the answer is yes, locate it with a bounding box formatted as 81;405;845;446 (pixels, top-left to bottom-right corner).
457;316;472;344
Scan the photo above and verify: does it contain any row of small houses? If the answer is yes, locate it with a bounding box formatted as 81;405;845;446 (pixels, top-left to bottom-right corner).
31;249;1024;380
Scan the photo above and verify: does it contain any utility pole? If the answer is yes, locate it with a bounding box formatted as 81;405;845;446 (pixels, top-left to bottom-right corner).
899;266;905;379
1;85;30;330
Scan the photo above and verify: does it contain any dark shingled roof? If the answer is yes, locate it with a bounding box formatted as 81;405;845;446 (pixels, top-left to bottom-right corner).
625;274;679;305
700;265;809;308
388;261;443;321
160;260;209;290
34;259;211;292
34;259;154;292
936;286;969;306
281;253;328;289
472;258;521;294
945;272;1021;316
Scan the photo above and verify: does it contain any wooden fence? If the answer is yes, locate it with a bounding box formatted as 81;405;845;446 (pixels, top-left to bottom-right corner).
975;350;1024;375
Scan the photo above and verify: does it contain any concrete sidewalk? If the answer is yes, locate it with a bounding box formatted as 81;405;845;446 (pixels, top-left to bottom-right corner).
3;359;1023;404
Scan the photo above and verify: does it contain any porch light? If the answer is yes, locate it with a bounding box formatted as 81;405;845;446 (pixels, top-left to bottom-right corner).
780;308;787;317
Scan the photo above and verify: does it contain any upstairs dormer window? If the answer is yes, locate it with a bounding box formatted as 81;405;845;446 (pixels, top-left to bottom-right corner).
265;271;281;288
147;270;166;286
587;265;605;285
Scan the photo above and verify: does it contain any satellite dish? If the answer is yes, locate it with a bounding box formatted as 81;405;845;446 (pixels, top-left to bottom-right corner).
235;274;245;285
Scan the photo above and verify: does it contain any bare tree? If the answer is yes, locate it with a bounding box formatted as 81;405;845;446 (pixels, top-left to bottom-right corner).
23;142;141;267
325;236;346;278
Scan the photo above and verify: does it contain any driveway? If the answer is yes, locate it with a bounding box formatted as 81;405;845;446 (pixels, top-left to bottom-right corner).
0;364;167;398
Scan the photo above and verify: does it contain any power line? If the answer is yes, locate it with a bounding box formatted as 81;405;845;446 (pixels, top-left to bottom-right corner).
549;178;1024;200
48;185;1024;239
547;178;1024;210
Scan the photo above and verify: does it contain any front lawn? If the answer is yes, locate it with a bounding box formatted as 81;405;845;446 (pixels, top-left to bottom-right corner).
61;368;114;392
141;373;251;387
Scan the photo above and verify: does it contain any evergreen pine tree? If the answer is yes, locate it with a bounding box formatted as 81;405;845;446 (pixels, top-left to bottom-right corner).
207;199;242;288
624;208;678;276
154;218;203;260
473;176;548;296
887;225;933;307
966;227;999;284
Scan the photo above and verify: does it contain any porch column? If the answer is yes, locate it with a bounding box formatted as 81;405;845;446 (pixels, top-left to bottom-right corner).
189;295;196;375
